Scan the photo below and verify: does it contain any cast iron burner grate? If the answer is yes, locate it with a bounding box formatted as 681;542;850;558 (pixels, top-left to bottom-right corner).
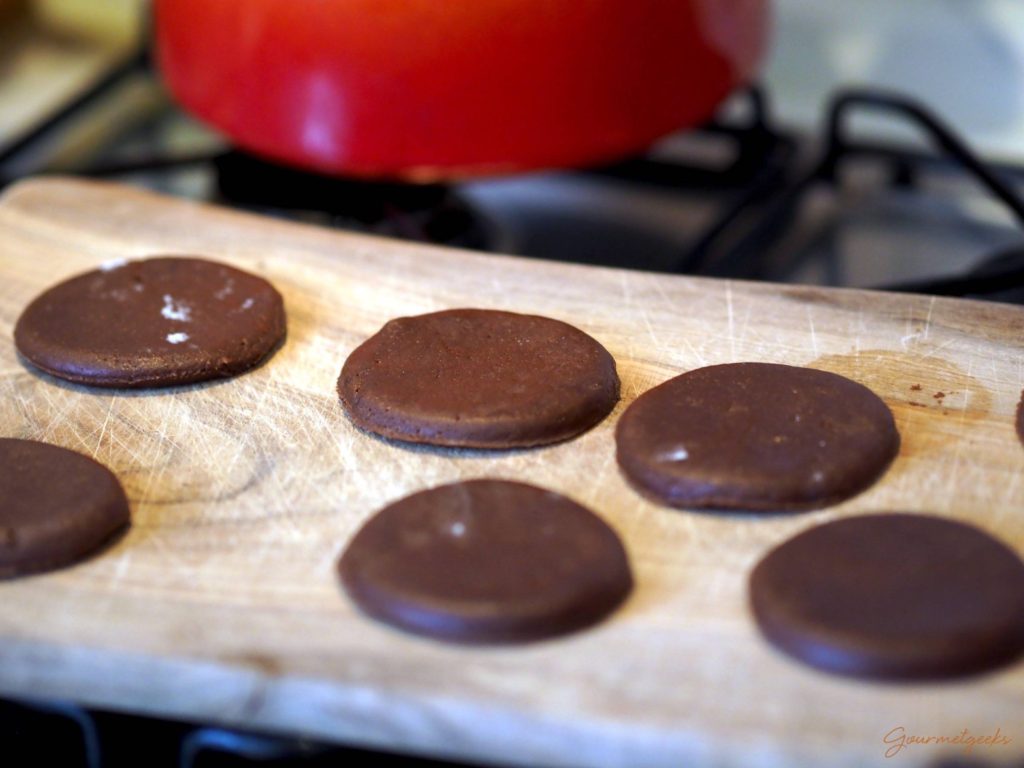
211;150;497;251
696;88;1024;302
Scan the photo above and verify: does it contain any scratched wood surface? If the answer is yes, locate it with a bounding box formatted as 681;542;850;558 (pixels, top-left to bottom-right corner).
0;178;1022;768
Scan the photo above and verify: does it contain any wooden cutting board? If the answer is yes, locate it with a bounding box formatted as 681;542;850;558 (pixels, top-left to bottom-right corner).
0;178;1022;768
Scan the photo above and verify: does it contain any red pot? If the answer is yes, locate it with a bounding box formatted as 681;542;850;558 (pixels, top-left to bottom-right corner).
155;1;770;180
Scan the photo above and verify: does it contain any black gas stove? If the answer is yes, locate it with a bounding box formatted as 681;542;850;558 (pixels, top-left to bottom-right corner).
2;50;1024;304
2;39;1024;768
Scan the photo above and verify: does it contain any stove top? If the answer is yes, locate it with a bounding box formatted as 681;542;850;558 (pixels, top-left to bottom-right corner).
2;53;1023;305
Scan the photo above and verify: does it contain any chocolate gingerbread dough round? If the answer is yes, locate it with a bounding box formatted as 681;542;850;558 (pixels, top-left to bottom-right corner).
338;480;633;643
338;309;619;448
15;256;286;388
749;513;1024;680
615;362;899;511
0;438;130;578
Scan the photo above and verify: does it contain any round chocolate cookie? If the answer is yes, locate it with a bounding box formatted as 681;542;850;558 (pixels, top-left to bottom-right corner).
0;438;130;578
14;256;286;388
749;513;1024;680
338;479;633;643
338;309;619;448
615;363;899;511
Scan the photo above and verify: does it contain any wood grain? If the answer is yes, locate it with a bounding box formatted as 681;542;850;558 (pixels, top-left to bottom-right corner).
0;178;1022;768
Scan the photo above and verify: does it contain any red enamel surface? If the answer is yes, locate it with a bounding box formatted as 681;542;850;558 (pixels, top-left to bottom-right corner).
155;0;770;179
